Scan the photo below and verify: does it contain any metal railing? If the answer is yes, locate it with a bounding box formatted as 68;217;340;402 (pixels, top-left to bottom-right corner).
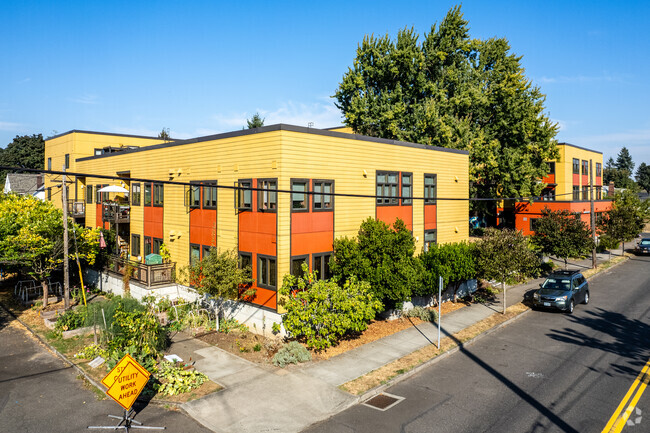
106;255;175;288
102;202;130;223
67;200;85;218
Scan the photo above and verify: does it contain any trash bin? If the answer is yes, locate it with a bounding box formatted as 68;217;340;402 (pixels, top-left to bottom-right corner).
145;254;163;265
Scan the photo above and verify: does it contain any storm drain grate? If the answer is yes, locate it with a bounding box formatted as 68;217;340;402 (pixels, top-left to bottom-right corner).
362;393;405;411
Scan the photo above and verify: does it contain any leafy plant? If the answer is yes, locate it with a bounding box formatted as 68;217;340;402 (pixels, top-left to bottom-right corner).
272;342;312;368
532;207;595;268
418;241;476;301
598;190;650;255
403;306;438;322
74;344;109;360
271;322;281;335
253;343;262;352
219;317;248;334
55;307;87;332
106;344;157;373
154;362;208;396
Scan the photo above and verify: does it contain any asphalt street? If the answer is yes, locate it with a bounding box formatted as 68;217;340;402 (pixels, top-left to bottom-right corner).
305;254;650;433
0;307;212;433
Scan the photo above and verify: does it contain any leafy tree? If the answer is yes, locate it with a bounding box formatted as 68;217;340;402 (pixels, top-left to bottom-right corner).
597;190;650;255
419;241;476;302
0;194;99;308
334;6;558;215
0;134;45;185
157;128;171;140
532;208;595;269
476;228;539;314
635;162;650;193
279;266;381;350
246;113;265;129
330;218;423;309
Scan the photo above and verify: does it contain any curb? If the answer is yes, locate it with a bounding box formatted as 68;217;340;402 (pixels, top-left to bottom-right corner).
355;306;532;404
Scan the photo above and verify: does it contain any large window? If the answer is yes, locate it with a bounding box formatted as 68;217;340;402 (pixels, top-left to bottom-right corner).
573;186;580;201
313;180;333;210
401;173;412;205
86;185;93;204
131;183;141;206
582;160;589;175
376;171;398;205
238;180;252;210
258;179;277;211
313;253;332;280
203;182;217;209
291;255;308;277
582;186;589;201
144;236;152;257
257;255;277;289
547;162;555;175
424;230;437;251
596;163;602;177
153;238;163;255
144;183;152;206
189;182;201;208
131;234;141;257
238;252;252;279
573;158;580;174
153;183;164;206
424;174;437;204
291;180;309;211
596;187;602;200
541;187;555;201
190;244;200;266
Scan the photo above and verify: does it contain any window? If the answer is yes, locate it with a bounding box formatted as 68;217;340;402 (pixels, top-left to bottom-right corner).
47;187;51;201
238;252;252;279
202;245;212;260
131;183;141;206
313;180;333;210
424;230;437;251
153;183;164;206
596;163;602;177
238;180;252;210
541;187;555;201
573;186;580;201
64;154;70;169
582;186;589;200
547;162;555;175
401;173;412;205
424;174;437;204
203;182;217;209
144;183;152;205
530;218;540;232
258;179;277;211
94;148;103;156
153;238;163;255
131;234;141;257
257;255;277;289
573;158;580;174
291;180;309;211
376;172;399;205
190;244;200;266
86;185;93;204
47;158;52;171
189;182;201;208
96;184;108;203
313;253;332;280
596;187;602;200
582;160;588;175
291;255;308;277
144;236;152;257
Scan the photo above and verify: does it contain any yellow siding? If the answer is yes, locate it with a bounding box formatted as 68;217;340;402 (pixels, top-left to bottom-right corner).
554;143;604;201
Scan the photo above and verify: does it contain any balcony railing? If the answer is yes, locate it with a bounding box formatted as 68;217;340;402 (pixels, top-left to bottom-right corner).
103;202;130;223
106;255;175;288
67;200;85;218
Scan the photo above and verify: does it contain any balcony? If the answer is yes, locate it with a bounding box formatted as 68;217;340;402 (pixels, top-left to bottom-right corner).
67;200;85;218
103;202;130;223
106;255;175;288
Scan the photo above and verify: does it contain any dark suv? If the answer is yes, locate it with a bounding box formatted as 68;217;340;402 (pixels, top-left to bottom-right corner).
532;270;589;314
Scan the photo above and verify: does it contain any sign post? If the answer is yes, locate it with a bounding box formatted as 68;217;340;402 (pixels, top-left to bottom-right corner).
88;354;165;431
438;275;442;349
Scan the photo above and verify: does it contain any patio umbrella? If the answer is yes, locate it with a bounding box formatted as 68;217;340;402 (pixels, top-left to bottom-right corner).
97;185;129;193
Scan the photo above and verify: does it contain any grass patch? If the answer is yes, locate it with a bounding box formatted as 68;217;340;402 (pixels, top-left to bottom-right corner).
582;255;627;279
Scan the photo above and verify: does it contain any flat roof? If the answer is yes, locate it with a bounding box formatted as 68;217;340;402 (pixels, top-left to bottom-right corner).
557;142;603;155
47;129;170;141
76;123;469;162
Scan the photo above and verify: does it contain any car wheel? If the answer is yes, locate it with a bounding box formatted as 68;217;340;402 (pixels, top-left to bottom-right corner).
567;300;574;314
583;291;589;305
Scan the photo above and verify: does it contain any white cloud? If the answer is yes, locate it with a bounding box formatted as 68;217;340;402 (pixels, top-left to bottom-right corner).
69;94;99;105
0;121;24;131
537;73;621;84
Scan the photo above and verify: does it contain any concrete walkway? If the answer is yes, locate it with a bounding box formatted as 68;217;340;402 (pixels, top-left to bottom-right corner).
179;250;626;433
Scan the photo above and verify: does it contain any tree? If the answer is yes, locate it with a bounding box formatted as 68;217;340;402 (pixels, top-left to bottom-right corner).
330;218;423;309
158;128;171;141
604;150;636;189
598;190;650;256
0;134;45;185
635;162;650;193
419;241;476;302
476;228;539;313
532;208;595;269
0;194;99;308
334;6;558;215
278;266;381;349
246;113;265;129
615;147;634;174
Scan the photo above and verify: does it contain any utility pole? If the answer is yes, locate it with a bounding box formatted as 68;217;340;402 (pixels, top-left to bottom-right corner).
62;165;70;309
590;159;596;268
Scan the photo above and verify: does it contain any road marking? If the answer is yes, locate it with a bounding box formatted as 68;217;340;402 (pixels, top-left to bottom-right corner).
602;357;650;432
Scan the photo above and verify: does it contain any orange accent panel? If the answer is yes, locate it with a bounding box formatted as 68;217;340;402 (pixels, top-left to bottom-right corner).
239;211;276;257
292;232;334;256
247;286;277;309
292;212;333;233
291;211;334;256
595;176;602;186
542;174;555;184
573;173;580;184
376;205;413;230
190;209;217;246
96;204;103;228
424;205;437;230
144;206;164;239
514;200;613;236
582;175;588;185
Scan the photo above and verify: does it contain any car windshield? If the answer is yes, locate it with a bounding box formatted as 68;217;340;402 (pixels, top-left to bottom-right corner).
640;240;650;246
542;278;571;290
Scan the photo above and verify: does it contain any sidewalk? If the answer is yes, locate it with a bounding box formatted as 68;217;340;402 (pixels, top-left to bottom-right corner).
179;250;626;433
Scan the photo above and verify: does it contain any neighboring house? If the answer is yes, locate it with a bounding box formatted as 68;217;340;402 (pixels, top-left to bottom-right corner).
44;124;470;320
504;142;612;235
3;173;45;199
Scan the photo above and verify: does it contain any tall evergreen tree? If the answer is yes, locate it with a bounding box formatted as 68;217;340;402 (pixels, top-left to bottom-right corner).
0;134;45;185
635;162;650;193
246;113;265;129
334;6;558;214
615;147;634;173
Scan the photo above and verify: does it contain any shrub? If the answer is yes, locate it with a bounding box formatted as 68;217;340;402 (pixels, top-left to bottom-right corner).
74;344;109;360
55;307;87;332
272;342;312;368
219;318;248;334
418;241;476;301
403;306;438;322
154;362;208;396
279;266;382;350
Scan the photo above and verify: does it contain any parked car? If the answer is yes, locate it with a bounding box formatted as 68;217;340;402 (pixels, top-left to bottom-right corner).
635;238;650;255
532;270;589;314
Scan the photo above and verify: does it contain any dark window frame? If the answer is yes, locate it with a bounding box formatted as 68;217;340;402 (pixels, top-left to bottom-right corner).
47;187;51;201
582;186;589;201
202;245;212;260
86;185;93;204
424;229;437;251
312;252;332;280
144;236;152;257
291;179;310;212
64;154;70;169
257;178;278;212
596;162;602;177
257;254;277;290
573;158;580;174
313;179;334;212
153;183;164;207
47;158;52;171
131;183;141;206
189;181;201;209
290;255;309;277
530;218;540;233
572;186;580;201
547;162;555;175
582;160;589;176
190;244;201;267
401;172;413;205
238;252;253;281
131;234;141;257
424;174;437;205
152;237;164;255
237;179;253;211
144;183;152;206
203;181;218;209
376;171;399;205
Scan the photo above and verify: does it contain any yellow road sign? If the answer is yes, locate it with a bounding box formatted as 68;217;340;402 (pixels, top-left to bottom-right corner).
101;354;151;411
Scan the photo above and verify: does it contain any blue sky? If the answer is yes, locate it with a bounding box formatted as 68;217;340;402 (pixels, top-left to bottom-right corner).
2;0;649;168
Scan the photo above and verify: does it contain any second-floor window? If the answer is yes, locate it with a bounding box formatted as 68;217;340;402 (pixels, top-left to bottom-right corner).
376;171;398;205
313;180;333;210
258;179;277;211
131;183;141;206
203;182;217;209
144;183;152;205
47;158;52;171
291;180;308;211
547;162;555;175
86;185;93;204
573;158;580;174
153;183;164;206
401;173;412;205
64;154;70;169
582;160;588;175
238;180;252;210
596;162;602;177
424;174;437;204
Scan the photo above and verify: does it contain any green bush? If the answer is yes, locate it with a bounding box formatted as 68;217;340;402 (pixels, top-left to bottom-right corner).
74;344;109;360
279;266;382;350
272;342;312;368
154;362;208;396
219;318;248;334
403;306;438;322
55;307;87;332
418;241;476;301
